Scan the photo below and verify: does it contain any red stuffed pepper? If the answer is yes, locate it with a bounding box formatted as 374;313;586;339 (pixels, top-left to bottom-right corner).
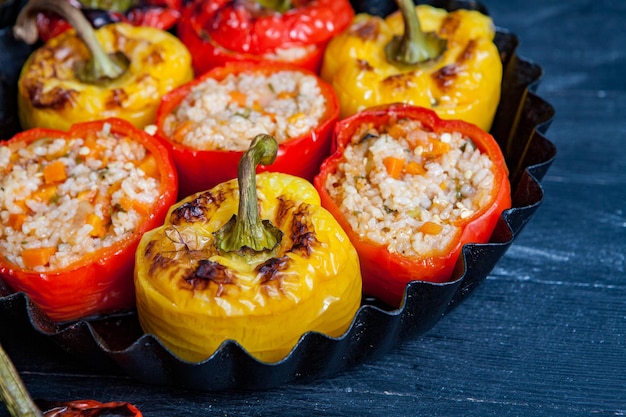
153;60;339;198
0;118;178;322
314;104;511;307
177;0;355;75
35;0;184;42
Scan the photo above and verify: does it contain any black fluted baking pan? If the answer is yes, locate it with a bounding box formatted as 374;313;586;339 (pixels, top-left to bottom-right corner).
0;0;556;391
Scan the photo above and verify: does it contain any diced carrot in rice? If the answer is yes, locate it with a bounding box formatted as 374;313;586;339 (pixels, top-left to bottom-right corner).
419;222;443;235
43;160;67;184
119;196;151;216
86;213;107;238
383;156;405;179
138;155;158;179
22;247;57;268
8;213;27;230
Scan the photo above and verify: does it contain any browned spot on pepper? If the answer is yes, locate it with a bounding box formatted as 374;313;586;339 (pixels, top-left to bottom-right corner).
183;259;235;295
439;14;461;38
148;252;179;277
356;59;374;71
147;48;165;66
382;73;414;92
457;39;477;64
432;64;461;90
351;19;380;41
274;196;294;229
111;27;129;52
106;88;128;109
197;29;209;42
169;190;225;224
27;82;77;110
144;239;158;259
256;256;290;284
289;204;317;257
145;239;183;277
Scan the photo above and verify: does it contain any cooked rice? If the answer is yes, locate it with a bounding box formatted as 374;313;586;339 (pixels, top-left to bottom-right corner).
0;124;161;271
163;70;326;151
324;118;496;257
263;45;316;61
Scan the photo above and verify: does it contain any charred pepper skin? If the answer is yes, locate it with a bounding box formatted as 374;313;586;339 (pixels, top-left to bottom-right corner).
134;172;362;363
320;5;502;131
17;22;193;131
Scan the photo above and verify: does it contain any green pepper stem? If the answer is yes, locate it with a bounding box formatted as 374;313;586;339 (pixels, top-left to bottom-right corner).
213;134;283;256
13;0;129;85
255;0;293;14
0;343;43;417
385;0;446;66
81;0;135;13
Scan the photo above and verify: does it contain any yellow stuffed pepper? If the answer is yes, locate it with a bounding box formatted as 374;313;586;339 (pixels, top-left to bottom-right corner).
321;0;502;131
134;135;362;363
14;0;192;131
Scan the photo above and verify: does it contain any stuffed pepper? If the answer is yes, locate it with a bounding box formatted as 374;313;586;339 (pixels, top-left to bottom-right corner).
135;135;362;363
153;60;339;198
314;104;511;307
14;0;193;131
35;0;184;42
177;0;355;75
320;0;502;131
0;118;178;322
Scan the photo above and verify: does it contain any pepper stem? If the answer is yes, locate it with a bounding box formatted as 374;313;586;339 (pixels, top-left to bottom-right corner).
385;0;446;66
0;343;43;417
255;0;293;14
13;0;129;85
213;134;283;256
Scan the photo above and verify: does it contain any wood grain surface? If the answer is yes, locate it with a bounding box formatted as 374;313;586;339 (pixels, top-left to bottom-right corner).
1;0;625;415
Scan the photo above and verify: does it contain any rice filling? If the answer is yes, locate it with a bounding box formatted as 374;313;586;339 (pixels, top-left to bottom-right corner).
324;118;496;257
0;125;161;271
163;70;327;151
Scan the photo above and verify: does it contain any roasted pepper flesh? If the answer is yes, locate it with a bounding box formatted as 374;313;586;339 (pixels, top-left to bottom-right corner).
135;137;362;363
320;4;502;131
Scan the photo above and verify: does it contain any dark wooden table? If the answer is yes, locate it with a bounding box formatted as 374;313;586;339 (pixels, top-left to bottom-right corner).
2;0;625;415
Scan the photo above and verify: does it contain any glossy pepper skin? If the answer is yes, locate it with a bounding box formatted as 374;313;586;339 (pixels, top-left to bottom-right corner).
0;118;178;322
35;0;184;42
320;4;502;131
154;60;340;198
17;21;193;131
314;104;511;307
177;0;355;75
40;400;143;417
135;137;362;363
